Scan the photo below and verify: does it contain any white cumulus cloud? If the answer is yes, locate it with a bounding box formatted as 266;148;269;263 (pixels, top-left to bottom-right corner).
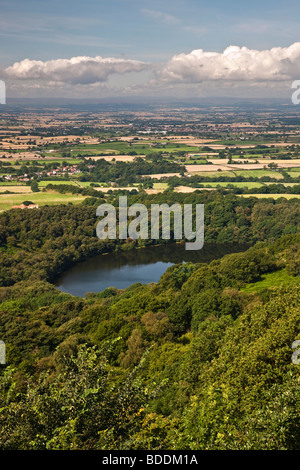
4;56;151;84
159;43;300;83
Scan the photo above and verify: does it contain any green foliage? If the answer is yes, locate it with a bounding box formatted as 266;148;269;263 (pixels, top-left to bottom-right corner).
170;262;196;289
0;192;299;450
286;243;300;276
0;343;150;450
30;180;39;193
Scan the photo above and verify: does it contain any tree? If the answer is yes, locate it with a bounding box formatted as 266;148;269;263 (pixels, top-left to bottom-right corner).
30;180;39;193
0;344;149;450
120;329;147;368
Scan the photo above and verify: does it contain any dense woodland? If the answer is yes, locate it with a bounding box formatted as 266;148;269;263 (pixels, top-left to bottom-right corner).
0;191;300;450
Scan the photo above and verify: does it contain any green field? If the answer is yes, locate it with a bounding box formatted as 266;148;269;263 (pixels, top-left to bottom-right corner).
0;192;88;212
0;157;82;166
241;269;299;293
185;159;208;164
0;181;25;185
233;169;285;179
38;180;79;187
42;156;82;164
75;181;94;187
287;169;300;176
189;170;235;178
232;153;281;159
153;182;169;190
204;181;264;189
68;141;202;156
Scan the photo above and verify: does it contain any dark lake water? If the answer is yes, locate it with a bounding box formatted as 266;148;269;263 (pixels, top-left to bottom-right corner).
54;243;248;297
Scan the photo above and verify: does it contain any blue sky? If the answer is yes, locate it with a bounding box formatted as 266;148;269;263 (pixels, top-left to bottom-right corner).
1;0;300;98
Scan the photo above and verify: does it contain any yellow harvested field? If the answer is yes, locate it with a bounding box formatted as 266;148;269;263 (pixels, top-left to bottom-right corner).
1;135;83;145
0;152;70;161
199;142;299;150
239;194;300;200
229;163;300;170
144;189;162;194
94;186;137;193
187;152;219;157
186;165;229;172
228;163;277;170
167;137;215;145
208;144;257;150
0;185;32;193
142;173;181;179
174;186;215;193
267;161;300;168
187;159;300;173
117;136;151;142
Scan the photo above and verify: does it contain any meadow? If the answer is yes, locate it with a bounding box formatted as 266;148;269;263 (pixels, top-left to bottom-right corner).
241;268;300;293
37;180;79;187
0;192;87;212
203;182;264;189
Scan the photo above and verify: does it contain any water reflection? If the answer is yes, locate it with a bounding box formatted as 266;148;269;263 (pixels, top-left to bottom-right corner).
55;243;248;297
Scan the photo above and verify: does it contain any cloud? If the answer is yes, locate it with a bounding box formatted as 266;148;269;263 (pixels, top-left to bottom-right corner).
4;44;300;99
4;56;151;85
158;43;300;83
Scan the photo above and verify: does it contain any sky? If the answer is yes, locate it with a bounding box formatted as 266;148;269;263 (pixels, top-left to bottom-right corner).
1;0;300;100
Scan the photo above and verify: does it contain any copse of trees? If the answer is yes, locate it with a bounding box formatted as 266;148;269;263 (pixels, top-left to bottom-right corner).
167;173;300;188
44;183;104;197
77;157;184;185
0;192;299;288
0;234;299;449
0;192;299;450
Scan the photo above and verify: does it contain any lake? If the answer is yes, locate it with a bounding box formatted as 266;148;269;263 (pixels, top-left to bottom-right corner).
54;243;249;297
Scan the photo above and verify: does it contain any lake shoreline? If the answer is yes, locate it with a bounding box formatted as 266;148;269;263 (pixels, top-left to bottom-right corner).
54;242;251;297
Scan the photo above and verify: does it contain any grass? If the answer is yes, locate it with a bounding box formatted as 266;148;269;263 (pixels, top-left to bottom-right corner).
0;185;32;194
234;169;284;179
188;171;235;178
185;159;208;165
75;181;93;187
205;182;264;189
0;155;82;164
75;181;109;187
0;192;88;212
42;156;82;164
232;154;274;159
287;170;300;177
241;269;299;293
153;182;169;190
0;181;25;185
209;139;277;146
38;180;78;187
69;142;202;156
